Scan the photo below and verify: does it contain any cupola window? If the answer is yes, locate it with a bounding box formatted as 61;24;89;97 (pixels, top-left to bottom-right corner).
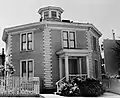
58;12;61;19
38;6;64;21
51;11;57;18
44;11;49;19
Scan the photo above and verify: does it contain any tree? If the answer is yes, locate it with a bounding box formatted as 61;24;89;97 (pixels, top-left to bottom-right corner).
111;40;120;76
111;40;120;56
0;62;16;77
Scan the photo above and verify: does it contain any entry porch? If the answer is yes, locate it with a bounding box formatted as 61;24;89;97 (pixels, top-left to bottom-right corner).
56;49;92;81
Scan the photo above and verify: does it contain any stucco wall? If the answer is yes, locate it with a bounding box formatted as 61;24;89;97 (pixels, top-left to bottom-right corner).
11;27;44;92
51;29;62;88
76;30;88;49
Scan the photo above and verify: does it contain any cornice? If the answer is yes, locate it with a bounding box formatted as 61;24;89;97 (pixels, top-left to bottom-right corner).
38;6;64;14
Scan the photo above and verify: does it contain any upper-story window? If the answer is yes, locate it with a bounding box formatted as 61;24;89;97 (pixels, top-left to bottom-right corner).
93;36;97;51
69;31;75;48
44;11;49;19
63;31;69;48
20;32;33;51
51;11;57;18
62;31;76;49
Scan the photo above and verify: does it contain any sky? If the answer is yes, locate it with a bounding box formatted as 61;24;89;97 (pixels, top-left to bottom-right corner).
0;0;120;53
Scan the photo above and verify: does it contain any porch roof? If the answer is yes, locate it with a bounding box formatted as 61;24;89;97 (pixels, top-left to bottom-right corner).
56;49;92;57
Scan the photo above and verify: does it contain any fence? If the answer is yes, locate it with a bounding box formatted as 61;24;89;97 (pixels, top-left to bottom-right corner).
0;76;39;95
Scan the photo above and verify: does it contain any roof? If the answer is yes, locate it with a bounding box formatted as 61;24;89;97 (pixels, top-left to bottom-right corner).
38;6;64;14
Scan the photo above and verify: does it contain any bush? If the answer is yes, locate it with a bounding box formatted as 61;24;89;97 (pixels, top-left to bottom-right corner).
58;77;106;97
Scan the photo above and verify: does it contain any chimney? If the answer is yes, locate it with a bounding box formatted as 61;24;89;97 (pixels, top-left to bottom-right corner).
2;48;4;55
112;29;115;40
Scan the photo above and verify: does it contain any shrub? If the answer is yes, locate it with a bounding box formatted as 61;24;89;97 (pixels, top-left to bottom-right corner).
58;77;106;97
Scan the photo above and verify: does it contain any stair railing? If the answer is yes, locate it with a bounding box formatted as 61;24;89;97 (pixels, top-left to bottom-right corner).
56;76;66;93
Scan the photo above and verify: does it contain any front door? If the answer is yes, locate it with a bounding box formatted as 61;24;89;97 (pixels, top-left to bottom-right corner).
69;59;80;75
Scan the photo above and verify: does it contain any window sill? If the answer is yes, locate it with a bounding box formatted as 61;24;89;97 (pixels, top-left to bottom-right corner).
20;49;34;53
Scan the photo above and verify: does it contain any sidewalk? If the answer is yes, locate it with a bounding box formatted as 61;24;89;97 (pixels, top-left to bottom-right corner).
41;92;120;98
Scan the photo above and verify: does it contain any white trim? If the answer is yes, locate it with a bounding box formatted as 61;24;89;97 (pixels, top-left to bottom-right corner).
61;30;64;49
32;31;34;50
10;28;36;35
49;10;51;18
56;49;92;55
74;30;77;48
20;33;22;52
59;57;62;79
65;55;69;81
86;55;90;78
4;22;44;33
20;59;34;79
20;31;34;51
48;26;87;31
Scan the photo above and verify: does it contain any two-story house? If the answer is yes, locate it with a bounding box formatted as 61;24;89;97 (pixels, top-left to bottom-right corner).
2;6;102;93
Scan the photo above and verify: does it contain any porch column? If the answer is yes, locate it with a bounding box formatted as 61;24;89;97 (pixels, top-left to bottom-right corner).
79;58;82;74
86;55;90;78
65;55;69;81
59;57;62;79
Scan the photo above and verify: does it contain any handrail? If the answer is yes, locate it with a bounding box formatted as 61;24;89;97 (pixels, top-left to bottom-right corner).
69;74;87;77
56;76;66;85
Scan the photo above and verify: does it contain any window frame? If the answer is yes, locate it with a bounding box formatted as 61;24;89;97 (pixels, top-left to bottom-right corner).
92;36;97;51
51;11;57;18
69;31;76;48
20;31;34;51
44;11;49;19
94;59;98;79
20;59;34;79
62;30;76;49
21;33;26;51
58;12;61;19
62;31;69;48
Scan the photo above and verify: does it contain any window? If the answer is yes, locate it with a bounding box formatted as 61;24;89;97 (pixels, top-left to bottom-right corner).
58;12;61;19
62;31;76;48
51;11;57;18
69;31;75;48
44;11;49;19
20;32;33;51
27;33;32;50
63;31;69;48
20;59;34;78
93;36;97;51
94;60;98;79
21;34;26;50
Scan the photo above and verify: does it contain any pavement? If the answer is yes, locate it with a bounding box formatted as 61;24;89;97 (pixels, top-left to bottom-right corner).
40;92;120;98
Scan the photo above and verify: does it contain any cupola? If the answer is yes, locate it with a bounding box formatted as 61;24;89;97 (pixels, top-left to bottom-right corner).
38;6;64;21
